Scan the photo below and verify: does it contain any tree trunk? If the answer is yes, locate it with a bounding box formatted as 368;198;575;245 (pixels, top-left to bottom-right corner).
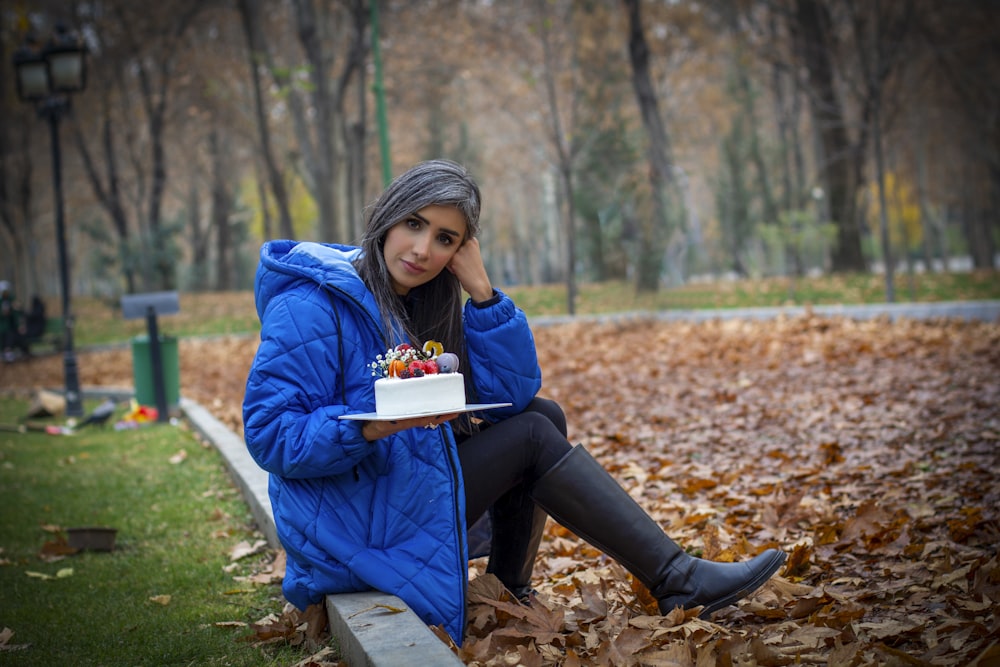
210;129;232;291
0;116;36;299
113;1;202;290
72;104;136;293
794;0;865;272
536;0;577;314
187;175;209;291
727;8;778;228
348;0;368;242
988;161;1000;269
912;104;941;272
872;97;895;302
147;101;172;289
293;0;336;240
239;0;295;240
623;0;678;292
254;160;273;241
285;0;366;243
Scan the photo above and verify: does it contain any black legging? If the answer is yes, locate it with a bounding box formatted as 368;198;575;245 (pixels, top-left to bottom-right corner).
457;397;571;527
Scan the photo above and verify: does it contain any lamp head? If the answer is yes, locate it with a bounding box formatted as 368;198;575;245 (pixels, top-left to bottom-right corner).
11;25;87;103
45;24;87;94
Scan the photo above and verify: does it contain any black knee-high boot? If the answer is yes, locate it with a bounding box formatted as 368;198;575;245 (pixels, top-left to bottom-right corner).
486;484;547;600
531;445;786;616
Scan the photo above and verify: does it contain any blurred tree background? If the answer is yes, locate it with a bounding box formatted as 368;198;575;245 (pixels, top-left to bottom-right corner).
1;0;997;309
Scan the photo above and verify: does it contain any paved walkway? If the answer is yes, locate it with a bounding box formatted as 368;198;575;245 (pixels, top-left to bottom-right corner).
177;300;997;666
529;299;1000;327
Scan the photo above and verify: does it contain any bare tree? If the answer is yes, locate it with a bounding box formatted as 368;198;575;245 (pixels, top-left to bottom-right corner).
535;0;581;314
208;128;232;290
792;0;866;273
185;169;210;290
238;0;295;239
0;91;38;297
280;0;368;242
917;0;999;270
118;1;202;288
622;0;683;292
849;0;917;302
71;0;203;292
72;97;136;292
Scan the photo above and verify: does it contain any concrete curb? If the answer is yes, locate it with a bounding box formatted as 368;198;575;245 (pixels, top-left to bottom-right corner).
178;398;464;666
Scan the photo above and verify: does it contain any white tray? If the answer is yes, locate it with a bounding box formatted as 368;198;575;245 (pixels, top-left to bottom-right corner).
338;403;512;421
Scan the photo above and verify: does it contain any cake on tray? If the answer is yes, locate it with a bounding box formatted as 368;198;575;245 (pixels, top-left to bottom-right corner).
370;341;464;417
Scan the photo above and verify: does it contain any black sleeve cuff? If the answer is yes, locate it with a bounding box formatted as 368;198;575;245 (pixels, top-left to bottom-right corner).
471;290;501;308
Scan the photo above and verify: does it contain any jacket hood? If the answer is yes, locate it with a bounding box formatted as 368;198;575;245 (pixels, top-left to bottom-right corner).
255;240;373;321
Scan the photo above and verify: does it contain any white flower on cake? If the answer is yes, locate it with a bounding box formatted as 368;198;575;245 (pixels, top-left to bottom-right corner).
370;340;458;378
371;341;465;417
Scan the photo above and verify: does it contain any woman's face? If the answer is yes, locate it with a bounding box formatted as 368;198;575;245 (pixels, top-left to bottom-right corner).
382;204;467;295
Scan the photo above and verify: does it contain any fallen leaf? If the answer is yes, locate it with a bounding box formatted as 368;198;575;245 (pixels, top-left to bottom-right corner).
0;627;30;652
38;535;79;561
346;603;408;619
229;539;268;561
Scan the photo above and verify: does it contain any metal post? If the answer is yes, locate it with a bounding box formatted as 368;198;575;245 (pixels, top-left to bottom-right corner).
45;98;83;417
145;305;168;423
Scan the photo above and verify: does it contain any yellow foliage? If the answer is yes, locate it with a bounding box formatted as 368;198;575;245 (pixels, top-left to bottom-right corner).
864;172;923;251
241;174;318;240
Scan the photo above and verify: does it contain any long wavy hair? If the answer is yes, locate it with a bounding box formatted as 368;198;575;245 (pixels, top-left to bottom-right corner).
354;159;482;391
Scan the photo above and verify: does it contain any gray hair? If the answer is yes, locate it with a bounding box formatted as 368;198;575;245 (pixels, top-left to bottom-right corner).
355;159;482;355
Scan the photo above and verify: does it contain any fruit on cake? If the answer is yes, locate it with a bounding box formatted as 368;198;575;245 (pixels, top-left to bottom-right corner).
370;341;465;417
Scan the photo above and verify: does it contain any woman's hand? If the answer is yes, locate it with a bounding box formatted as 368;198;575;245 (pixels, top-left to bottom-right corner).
361;412;461;441
448;237;493;302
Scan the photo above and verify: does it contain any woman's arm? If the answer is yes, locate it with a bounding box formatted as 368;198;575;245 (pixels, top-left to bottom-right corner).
243;291;376;478
448;236;542;412
447;237;493;303
463;290;542;414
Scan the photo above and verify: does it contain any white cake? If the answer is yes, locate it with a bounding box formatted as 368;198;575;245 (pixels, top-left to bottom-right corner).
374;372;465;417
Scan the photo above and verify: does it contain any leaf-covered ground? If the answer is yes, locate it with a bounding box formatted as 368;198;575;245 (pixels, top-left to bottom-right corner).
2;313;998;665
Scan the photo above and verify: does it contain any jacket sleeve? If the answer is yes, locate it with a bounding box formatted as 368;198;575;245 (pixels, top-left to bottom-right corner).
243;288;375;479
462;289;542;418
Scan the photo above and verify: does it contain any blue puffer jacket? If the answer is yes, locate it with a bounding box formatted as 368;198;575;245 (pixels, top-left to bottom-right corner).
243;240;542;642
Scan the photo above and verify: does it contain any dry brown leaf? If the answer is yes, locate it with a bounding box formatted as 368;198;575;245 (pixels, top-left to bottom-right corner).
0;627;29;653
229;539;268;561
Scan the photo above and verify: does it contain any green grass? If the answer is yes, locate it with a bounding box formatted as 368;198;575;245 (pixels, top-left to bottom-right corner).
72;291;262;347
507;270;1000;315
61;270;998;347
0;397;322;666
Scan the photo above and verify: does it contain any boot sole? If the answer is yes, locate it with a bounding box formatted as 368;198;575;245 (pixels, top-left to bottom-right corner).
698;550;787;617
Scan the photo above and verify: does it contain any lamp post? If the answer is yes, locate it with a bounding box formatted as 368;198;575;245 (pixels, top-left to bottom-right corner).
13;26;87;417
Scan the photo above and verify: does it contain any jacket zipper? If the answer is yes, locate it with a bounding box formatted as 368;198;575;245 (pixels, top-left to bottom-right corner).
330;282;468;634
443;427;468;637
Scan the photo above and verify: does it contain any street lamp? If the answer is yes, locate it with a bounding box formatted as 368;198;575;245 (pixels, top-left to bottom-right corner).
13;25;87;418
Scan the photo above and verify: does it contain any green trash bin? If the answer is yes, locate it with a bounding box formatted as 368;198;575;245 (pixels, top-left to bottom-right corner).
131;334;180;408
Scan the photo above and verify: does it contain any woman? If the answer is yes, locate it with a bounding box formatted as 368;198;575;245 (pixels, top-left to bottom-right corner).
243;159;785;644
